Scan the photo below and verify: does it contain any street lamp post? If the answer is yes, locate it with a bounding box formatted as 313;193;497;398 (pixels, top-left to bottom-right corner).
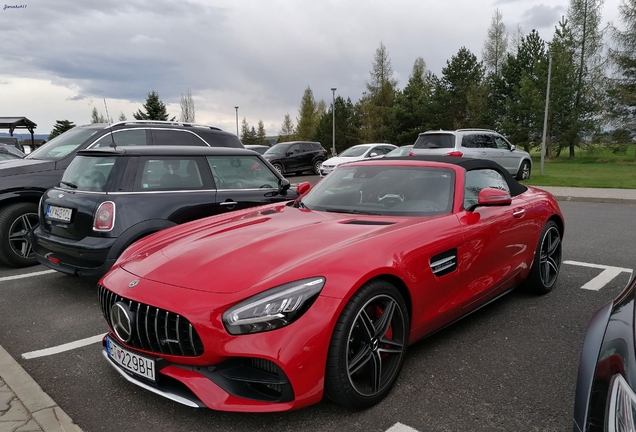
234;106;239;137
331;88;337;156
540;52;553;175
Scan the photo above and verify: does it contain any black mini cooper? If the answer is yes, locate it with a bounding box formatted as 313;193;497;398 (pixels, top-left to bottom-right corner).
31;146;295;279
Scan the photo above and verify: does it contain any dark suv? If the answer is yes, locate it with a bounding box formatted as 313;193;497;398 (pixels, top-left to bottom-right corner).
262;141;327;175
31;146;294;279
0;120;243;268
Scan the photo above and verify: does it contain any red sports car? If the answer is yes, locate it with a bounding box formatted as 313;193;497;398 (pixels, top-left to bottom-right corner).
98;156;564;412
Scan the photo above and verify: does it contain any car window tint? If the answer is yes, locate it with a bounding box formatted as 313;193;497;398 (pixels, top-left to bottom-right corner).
462;135;477;148
152;130;207;146
413;134;454;149
207;156;279;189
138;158;204;190
61;156;117;192
475;135;496;149
464;169;510;209
301;143;313;152
288;144;301;155
93;129;147;148
494;137;511;150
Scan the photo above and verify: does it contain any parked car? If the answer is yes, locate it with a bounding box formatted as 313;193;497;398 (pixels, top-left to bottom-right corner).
31;146;293;279
410;129;533;180
0;136;24;153
98;155;563;412
244;145;270;155
0;144;25;160
0;120;243;268
385;145;414;157
318;143;396;176
572;271;636;432
262;141;327;175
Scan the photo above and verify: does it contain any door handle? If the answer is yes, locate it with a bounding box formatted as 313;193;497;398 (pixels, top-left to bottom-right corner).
220;201;238;206
512;208;526;218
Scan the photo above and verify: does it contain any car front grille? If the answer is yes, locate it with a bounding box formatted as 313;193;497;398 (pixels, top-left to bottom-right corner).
98;284;204;357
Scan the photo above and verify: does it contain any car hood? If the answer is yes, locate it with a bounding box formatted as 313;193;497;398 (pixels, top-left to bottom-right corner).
322;156;362;166
0;158;56;177
120;205;418;294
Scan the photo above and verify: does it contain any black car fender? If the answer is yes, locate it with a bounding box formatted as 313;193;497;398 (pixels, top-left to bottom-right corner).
0;189;46;209
106;219;178;260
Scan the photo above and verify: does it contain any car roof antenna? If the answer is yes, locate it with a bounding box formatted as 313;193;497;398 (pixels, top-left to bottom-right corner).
103;99;116;149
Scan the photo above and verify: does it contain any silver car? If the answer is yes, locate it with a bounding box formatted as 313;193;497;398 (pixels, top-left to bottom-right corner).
410;129;532;180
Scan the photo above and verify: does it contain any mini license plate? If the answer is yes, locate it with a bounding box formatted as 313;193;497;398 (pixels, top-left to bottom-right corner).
45;205;72;222
106;336;156;382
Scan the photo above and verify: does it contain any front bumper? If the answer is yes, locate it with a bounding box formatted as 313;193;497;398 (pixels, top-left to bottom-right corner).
31;226;117;278
99;267;342;412
319;166;335;177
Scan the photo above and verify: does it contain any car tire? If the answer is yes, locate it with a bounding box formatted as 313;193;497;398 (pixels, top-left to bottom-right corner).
313;160;324;176
324;279;409;409
523;220;562;295
516;160;531;180
0;202;39;268
272;163;284;174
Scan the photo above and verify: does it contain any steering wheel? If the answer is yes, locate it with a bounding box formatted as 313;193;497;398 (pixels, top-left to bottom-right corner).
377;188;405;205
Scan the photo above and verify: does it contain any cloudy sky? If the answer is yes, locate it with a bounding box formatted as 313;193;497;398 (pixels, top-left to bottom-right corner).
0;0;622;138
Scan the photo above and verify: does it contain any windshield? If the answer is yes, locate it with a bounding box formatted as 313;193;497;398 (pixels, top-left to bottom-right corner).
263;143;287;155
338;146;369;157
301;165;455;216
386;147;412;157
27;127;101;160
60;156;116;192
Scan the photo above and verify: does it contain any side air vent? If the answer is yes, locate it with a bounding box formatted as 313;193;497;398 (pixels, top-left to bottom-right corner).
343;220;395;226
430;248;458;277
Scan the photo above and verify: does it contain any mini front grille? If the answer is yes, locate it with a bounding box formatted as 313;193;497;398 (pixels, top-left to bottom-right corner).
98;284;204;357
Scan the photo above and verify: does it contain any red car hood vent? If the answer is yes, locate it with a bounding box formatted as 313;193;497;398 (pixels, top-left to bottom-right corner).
120;208;406;294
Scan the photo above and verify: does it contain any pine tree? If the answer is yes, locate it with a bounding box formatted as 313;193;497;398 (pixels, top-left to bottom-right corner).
118;112;127;121
482;9;509;77
91;107;107;123
295;86;318;140
256;120;267;145
133;91;176;121
362;41;398;141
48;120;76;140
278;114;296;142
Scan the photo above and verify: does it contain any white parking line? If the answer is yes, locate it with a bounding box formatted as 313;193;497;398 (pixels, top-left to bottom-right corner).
22;333;106;359
0;269;56;283
564;260;633;291
386;423;419;432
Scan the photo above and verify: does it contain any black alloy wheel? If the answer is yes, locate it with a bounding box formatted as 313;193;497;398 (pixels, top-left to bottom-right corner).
0;202;39;267
325;280;409;408
524;220;562;294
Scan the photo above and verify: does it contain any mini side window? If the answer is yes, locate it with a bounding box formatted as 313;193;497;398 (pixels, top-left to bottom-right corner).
207;155;279;189
92;129;148;148
137;158;204;190
464;169;510;209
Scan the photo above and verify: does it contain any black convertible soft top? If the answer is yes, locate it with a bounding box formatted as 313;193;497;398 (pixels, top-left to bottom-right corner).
385;155;528;197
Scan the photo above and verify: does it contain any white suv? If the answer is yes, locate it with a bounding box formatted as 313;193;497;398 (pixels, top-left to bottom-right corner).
410;129;532;180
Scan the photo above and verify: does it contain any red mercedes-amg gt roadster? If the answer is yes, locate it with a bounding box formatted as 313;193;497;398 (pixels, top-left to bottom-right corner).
98;156;564;412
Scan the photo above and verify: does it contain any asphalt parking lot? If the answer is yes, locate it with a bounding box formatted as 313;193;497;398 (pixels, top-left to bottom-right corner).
1;198;635;432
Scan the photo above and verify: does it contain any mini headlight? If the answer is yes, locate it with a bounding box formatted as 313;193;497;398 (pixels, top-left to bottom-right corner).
607;374;636;431
222;277;325;335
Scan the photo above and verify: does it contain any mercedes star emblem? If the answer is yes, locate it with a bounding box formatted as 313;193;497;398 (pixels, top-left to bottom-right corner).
128;280;139;288
110;302;135;343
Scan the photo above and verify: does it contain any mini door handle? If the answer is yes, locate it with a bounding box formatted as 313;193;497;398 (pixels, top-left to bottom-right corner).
220;201;238;206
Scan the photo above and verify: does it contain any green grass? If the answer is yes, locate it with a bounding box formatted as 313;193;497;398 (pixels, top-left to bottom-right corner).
520;145;636;189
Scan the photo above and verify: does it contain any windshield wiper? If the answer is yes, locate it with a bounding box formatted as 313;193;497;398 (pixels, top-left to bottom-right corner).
292;200;309;209
60;181;78;189
324;208;383;215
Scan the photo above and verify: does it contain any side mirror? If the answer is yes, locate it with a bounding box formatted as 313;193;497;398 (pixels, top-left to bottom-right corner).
510;144;516;151
369;152;378;157
278;178;290;193
476;188;512;207
296;182;311;195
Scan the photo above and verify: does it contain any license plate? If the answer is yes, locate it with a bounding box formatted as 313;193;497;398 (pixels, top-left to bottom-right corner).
106;336;156;382
46;205;72;222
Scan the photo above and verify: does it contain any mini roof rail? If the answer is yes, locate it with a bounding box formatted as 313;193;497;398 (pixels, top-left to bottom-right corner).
108;120;222;131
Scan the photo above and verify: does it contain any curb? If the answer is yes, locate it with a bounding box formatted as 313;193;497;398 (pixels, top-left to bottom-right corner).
553;195;636;205
0;345;83;432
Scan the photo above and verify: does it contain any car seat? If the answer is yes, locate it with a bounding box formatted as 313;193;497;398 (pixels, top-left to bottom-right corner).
160;160;182;188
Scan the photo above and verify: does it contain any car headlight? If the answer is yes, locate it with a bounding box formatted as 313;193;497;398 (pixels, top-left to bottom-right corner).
607;374;636;431
222;277;325;335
